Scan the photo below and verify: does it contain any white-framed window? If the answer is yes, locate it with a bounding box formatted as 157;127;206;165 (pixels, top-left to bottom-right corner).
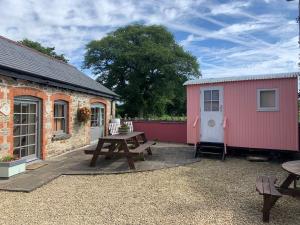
257;89;279;112
204;89;220;112
54;100;68;134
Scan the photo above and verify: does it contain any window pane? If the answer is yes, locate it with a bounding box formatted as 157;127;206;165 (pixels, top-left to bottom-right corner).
13;126;20;136
260;90;276;108
29;114;36;123
21;125;28;135
204;101;211;111
14;114;21;124
55;119;62;131
58;105;63;117
54;103;64;117
212;101;219;111
21;114;28;123
204;91;211;101
28;125;36;134
13;148;20;158
28;135;36;145
21;147;27;157
14;103;21;113
54;104;58;117
29;104;36;114
21;136;27;146
14;137;20;147
28;145;35;155
22;104;29;113
212;90;219;101
62;119;66;132
62;105;65;117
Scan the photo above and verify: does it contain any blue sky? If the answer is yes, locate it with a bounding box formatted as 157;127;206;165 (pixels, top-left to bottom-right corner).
0;0;299;78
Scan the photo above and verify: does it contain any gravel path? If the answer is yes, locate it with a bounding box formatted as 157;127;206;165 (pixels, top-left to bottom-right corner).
0;158;299;225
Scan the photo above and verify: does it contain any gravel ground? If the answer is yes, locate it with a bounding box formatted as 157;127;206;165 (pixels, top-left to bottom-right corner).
0;158;299;225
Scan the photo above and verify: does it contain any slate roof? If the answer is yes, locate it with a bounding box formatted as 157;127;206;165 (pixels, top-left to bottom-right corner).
184;72;299;85
0;36;118;98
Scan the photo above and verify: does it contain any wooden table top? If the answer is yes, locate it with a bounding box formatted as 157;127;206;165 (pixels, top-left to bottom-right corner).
282;160;300;176
100;131;144;140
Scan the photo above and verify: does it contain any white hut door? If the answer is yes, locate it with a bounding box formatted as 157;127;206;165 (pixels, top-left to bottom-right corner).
200;87;224;143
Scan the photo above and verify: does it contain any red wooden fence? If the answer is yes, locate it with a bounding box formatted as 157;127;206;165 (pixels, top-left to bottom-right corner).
132;122;300;147
132;120;187;143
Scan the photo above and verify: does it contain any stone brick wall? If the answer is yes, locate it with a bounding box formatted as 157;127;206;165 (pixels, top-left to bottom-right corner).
0;74;112;159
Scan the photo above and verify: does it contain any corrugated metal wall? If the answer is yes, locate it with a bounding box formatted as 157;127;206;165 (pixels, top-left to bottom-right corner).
187;78;298;151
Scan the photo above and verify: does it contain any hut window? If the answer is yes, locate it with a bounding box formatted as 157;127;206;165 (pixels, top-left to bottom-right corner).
54;100;68;134
257;89;279;111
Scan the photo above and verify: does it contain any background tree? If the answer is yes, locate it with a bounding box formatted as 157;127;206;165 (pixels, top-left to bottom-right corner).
84;24;200;117
19;39;68;63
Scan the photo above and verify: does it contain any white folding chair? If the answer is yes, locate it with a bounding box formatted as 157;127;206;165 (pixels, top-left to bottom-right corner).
124;121;134;132
109;122;120;135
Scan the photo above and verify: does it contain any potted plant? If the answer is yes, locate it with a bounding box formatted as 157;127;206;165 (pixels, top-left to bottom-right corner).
118;123;130;134
0;155;26;178
77;107;91;123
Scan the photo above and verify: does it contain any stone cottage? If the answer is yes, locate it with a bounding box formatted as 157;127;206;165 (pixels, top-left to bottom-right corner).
0;36;118;161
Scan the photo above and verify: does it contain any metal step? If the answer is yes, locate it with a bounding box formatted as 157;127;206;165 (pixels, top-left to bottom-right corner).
197;142;224;147
199;151;222;155
200;145;223;149
195;142;226;160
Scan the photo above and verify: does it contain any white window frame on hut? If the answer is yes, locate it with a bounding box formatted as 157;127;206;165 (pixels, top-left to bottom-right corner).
257;88;279;112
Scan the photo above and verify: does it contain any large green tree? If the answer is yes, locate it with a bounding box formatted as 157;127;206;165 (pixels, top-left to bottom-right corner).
84;24;200;117
19;39;68;63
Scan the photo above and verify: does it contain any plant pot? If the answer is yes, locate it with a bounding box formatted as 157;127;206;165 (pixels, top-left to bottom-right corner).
118;127;129;134
0;159;26;178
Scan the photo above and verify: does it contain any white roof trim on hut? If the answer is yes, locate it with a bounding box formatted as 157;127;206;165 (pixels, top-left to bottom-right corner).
184;72;299;86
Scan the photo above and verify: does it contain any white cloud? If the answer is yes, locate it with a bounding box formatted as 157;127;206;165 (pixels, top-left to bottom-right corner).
0;0;298;78
209;1;252;16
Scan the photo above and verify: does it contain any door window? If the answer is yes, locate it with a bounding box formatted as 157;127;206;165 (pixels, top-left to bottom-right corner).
100;108;104;126
13;101;38;158
204;90;220;112
91;107;100;127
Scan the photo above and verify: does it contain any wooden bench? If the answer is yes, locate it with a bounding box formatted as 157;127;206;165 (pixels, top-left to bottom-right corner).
84;143;112;155
129;141;156;161
256;176;282;223
131;141;155;153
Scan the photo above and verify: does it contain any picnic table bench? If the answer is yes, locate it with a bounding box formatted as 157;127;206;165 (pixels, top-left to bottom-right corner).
256;176;282;222
85;132;156;169
256;160;300;223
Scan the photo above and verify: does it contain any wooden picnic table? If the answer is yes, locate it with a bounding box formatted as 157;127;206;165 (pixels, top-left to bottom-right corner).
86;132;155;170
277;160;300;197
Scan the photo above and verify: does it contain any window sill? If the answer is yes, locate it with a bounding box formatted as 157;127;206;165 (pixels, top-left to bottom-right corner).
52;133;72;141
257;108;279;112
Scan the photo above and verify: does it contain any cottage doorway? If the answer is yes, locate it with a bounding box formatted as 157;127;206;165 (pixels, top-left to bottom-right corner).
200;86;224;143
90;103;105;144
13;97;41;161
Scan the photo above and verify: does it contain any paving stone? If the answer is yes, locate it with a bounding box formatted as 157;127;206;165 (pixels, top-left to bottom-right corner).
0;143;199;192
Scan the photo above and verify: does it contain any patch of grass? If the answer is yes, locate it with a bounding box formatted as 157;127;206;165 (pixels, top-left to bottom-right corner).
0;155;17;162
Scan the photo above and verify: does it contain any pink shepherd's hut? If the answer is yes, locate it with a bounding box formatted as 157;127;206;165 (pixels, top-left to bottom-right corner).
184;72;299;154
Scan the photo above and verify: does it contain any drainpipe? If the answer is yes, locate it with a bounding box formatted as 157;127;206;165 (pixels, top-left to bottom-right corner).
111;100;116;120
